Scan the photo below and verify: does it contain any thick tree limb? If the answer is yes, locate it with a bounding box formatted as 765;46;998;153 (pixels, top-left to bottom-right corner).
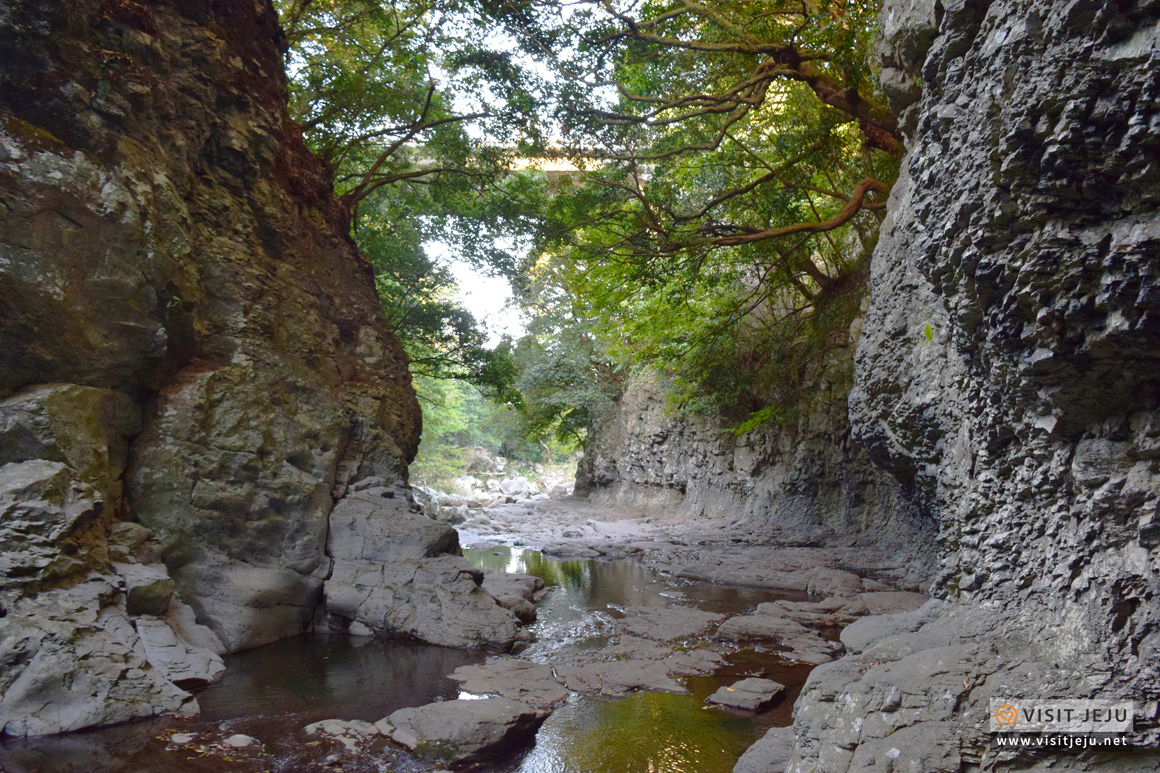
705;177;891;246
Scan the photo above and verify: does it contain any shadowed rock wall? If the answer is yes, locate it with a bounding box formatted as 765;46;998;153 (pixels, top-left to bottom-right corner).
782;0;1160;769
0;0;522;736
578;362;938;591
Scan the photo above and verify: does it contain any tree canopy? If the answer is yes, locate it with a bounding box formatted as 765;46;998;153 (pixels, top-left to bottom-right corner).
274;0;900;441
496;0;900;422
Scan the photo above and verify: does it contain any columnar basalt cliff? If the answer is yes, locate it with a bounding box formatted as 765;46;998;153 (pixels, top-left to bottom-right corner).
0;0;523;736
783;0;1160;770
577;361;937;589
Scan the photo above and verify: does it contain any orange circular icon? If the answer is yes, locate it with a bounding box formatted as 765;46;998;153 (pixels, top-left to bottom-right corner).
995;704;1019;726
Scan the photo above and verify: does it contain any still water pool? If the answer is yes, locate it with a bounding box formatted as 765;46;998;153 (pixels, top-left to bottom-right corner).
0;548;813;773
464;547;812;773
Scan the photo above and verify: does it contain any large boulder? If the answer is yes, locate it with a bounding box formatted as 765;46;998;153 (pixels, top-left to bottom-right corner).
324;488;527;649
0;0;427;736
377;697;547;764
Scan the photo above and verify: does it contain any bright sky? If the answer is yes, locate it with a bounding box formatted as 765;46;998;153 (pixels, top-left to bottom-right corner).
427;241;524;346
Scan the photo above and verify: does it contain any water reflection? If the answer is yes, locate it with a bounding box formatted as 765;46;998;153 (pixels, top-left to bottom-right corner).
2;548;815;773
466;546;586;589
198;634;485;722
506;657;813;773
463;547;815;773
0;636;484;773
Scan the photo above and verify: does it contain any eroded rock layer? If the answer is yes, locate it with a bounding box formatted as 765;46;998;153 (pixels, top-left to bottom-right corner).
785;0;1160;770
577;367;938;588
0;0;523;736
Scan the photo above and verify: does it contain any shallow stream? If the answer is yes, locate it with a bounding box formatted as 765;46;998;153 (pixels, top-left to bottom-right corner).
0;547;814;773
464;547;813;773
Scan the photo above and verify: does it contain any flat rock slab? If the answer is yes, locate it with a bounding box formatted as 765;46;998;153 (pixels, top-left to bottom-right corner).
664;648;725;675
716;614;841;664
555;660;687;697
378;698;546;764
618;605;726;642
450;659;568;707
304;718;380;755
716;614;812;642
857;591;930;616
706;678;785;711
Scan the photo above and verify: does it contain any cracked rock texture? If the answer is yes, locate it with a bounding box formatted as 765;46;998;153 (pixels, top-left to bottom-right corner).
0;0;522;736
783;0;1160;770
577;368;938;582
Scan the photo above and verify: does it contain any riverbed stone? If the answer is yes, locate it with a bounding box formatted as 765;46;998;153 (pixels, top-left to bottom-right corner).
223;734;263;752
554;660;687;697
618;605;726;642
707;678;785;712
450;659;569;707
303;718;380;754
716;613;841;664
482;572;544;625
324;490;527;649
378;697;547;763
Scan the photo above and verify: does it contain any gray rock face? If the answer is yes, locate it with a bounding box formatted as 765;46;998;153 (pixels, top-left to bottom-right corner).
323;488;526;650
378;698;547;764
733;726;794;773
0;578;198;737
783;0;1160;768
0;387;225;736
0;0;521;737
577;371;937;588
706;678;785;712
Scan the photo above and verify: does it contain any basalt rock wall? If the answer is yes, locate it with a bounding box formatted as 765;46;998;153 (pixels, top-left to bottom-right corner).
577;359;938;590
783;0;1160;769
0;0;521;737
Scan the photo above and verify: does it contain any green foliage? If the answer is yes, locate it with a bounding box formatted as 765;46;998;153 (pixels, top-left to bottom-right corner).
487;0;899;427
273;0;903;441
275;0;552;403
510;256;623;444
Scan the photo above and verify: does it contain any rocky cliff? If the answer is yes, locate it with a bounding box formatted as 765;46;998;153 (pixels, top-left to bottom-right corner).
577;358;937;590
0;0;523;737
784;0;1160;769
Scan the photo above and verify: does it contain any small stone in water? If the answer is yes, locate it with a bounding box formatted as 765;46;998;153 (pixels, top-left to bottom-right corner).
223;733;262;750
169;733;195;745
